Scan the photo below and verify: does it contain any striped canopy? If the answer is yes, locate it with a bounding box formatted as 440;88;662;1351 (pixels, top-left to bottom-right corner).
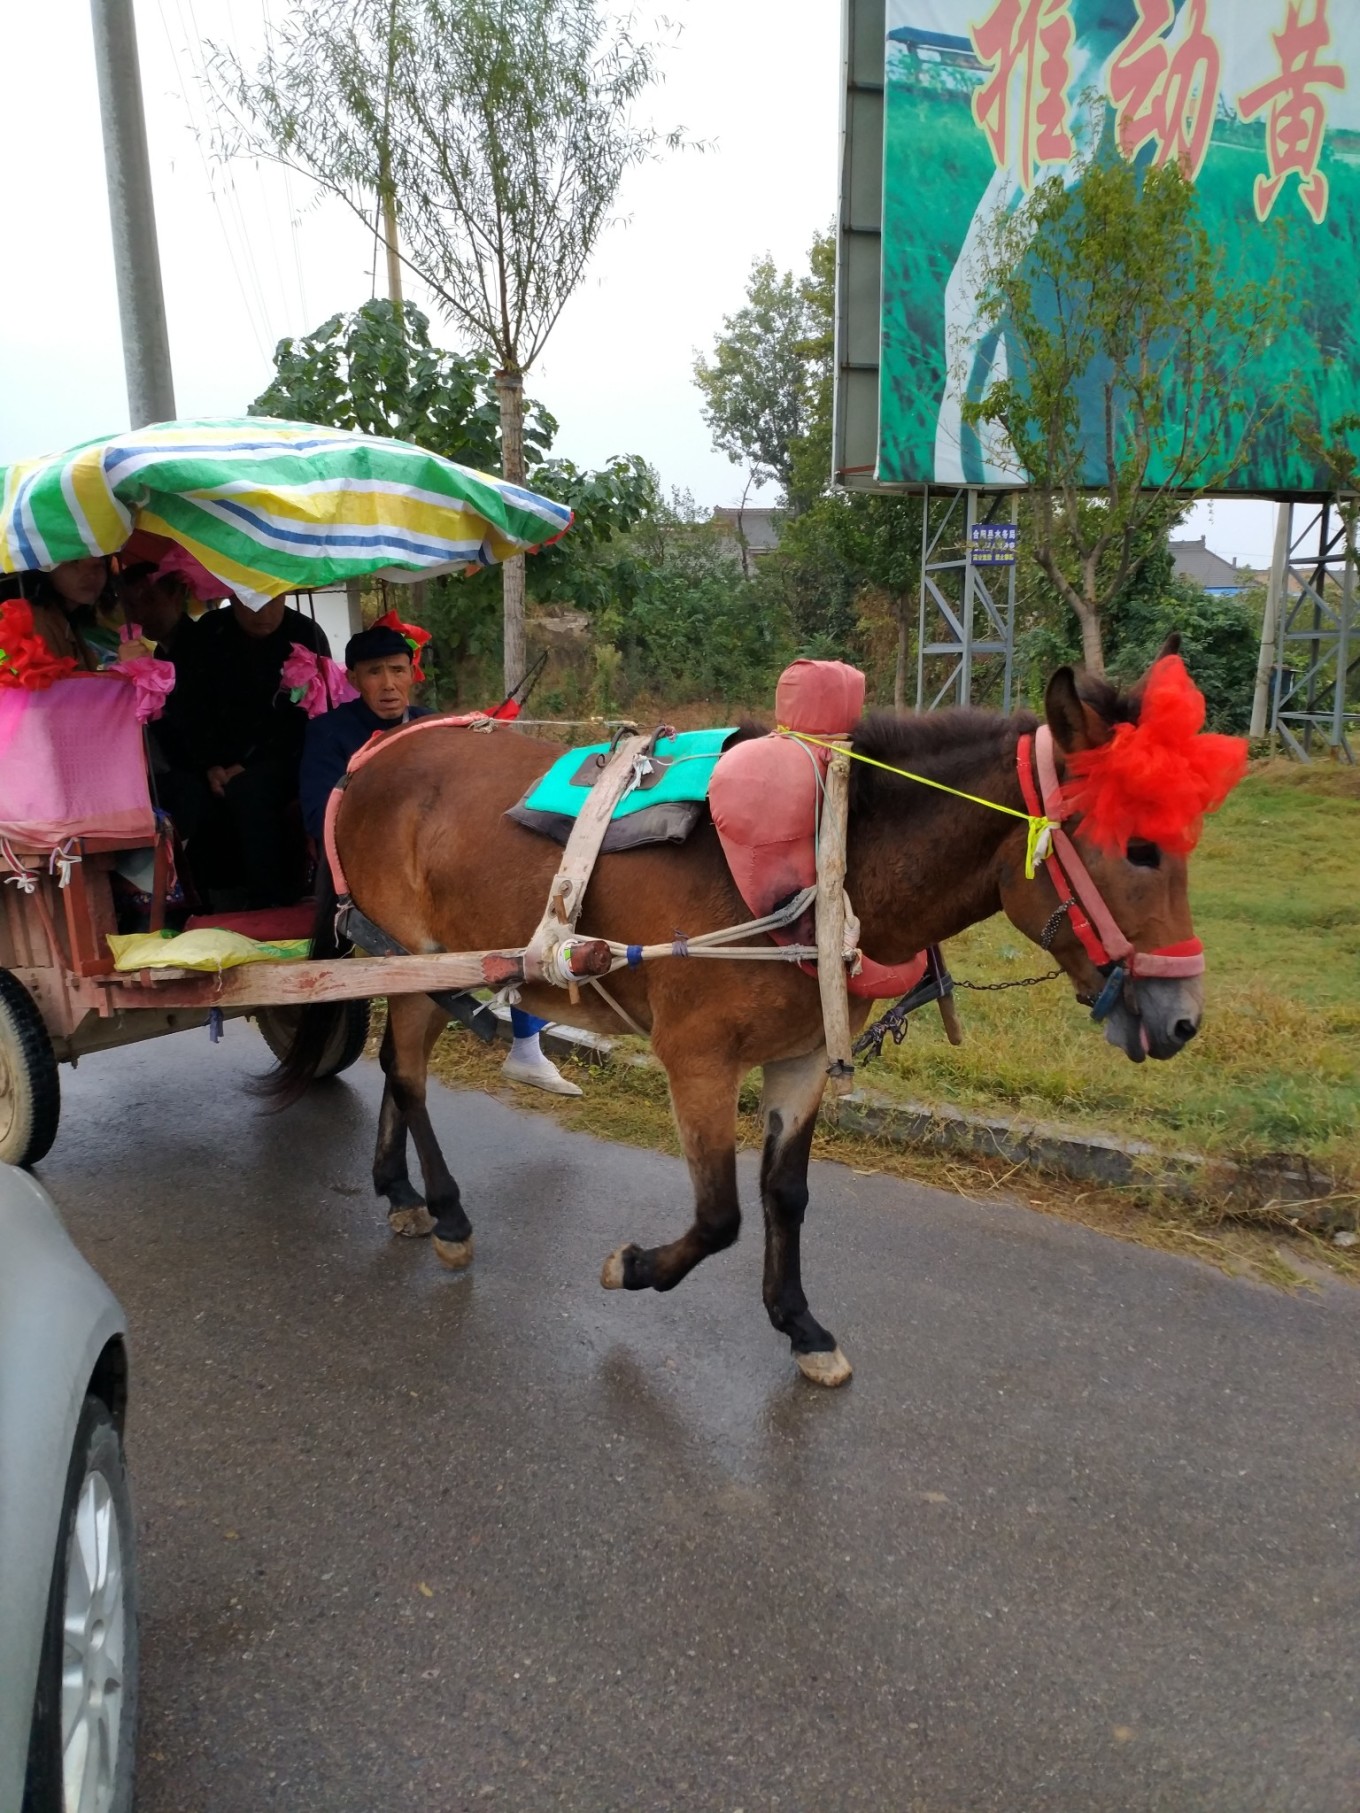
0;416;572;609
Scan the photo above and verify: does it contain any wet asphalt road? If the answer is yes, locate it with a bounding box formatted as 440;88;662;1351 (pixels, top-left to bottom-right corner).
38;1027;1360;1812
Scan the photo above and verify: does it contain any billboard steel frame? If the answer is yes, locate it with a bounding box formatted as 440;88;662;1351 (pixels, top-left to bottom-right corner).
917;489;1018;712
1269;503;1359;763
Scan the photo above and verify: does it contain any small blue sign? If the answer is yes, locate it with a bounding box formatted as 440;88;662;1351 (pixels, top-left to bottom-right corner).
970;523;1017;567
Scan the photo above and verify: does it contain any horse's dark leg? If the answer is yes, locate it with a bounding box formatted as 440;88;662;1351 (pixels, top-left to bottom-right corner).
385;994;473;1269
759;1047;851;1387
374;1014;436;1237
600;1058;742;1294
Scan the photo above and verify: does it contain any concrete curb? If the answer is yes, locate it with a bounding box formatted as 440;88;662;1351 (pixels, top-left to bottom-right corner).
489;1009;1353;1232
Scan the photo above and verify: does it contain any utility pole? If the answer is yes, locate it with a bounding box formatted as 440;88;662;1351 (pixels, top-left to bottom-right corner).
90;0;177;428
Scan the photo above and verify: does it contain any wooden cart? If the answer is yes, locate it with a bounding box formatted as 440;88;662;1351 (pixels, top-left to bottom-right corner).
0;826;518;1168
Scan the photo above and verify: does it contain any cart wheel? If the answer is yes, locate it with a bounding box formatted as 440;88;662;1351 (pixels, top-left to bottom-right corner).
256;1000;371;1079
0;967;61;1168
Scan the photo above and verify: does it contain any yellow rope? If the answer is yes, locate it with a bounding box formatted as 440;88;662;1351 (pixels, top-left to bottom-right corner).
776;728;1056;881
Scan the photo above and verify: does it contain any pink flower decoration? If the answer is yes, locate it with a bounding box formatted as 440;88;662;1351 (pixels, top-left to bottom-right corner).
279;643;358;718
118;655;177;724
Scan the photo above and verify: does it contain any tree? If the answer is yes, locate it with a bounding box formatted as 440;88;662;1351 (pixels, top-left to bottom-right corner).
209;0;685;692
693;252;825;544
250;298;553;471
958;155;1289;675
250;298;663;703
703;232;924;703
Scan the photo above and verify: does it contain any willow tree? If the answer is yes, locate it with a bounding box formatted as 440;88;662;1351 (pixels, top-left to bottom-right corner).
210;0;683;690
958;156;1288;675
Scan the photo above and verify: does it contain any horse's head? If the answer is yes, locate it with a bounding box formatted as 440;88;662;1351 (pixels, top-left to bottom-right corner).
999;637;1244;1064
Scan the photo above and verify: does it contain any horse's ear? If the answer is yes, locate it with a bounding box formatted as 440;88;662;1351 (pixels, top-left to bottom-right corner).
1044;666;1115;754
1127;631;1184;710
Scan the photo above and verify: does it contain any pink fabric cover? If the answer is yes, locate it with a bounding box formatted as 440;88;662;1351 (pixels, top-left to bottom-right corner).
711;733;825;928
0;673;155;850
712;659;867;925
774;659;865;734
710;659;927;1000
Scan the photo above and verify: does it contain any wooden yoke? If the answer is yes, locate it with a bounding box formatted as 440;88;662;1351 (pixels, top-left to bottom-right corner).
816;743;856;1095
523;730;653;1000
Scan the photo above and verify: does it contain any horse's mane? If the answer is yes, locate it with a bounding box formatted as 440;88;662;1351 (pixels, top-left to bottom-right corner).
849;705;1038;812
849;673;1146;805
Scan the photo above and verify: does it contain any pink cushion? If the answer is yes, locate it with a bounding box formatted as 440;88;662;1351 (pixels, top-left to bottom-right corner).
184;904;316;941
0;674;155;850
710;733;824;920
774;660;865;735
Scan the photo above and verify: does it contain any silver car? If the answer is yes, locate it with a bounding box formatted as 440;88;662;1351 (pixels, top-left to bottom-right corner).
0;1165;136;1813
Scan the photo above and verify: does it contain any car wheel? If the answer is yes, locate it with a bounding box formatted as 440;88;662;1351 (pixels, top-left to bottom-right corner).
256;999;371;1078
0;967;61;1168
23;1397;138;1813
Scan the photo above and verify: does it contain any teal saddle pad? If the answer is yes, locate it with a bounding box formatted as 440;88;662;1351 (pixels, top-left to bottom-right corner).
508;727;736;853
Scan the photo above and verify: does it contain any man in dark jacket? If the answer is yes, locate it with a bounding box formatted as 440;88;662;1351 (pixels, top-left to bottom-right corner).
301;622;581;1098
299;623;429;840
165;595;328;908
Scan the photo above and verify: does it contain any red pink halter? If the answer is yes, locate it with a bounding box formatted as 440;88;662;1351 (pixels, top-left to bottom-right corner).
1017;724;1205;1015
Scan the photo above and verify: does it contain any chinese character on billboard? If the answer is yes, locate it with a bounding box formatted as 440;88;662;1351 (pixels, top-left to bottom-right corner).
878;0;1360;491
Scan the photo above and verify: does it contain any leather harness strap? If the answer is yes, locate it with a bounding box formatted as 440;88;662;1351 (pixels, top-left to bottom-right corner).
1017;726;1205;981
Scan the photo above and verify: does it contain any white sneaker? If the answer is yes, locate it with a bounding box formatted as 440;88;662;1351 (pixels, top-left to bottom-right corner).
500;1053;584;1097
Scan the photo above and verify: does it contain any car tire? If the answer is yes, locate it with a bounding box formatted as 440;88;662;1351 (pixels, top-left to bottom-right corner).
256;998;371;1078
23;1395;138;1813
0;966;61;1168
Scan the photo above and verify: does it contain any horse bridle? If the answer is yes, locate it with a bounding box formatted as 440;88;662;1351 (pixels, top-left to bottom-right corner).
1017;725;1206;1024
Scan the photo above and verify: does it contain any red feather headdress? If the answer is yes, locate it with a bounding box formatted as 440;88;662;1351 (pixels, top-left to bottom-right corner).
373;608;432;682
0;599;78;691
1061;655;1248;855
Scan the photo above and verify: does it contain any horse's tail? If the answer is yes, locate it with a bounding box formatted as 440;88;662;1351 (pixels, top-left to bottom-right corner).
251;861;352;1110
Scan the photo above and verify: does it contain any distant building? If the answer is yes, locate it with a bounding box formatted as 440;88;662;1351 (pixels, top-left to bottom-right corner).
710;506;782;564
1170;537;1246;596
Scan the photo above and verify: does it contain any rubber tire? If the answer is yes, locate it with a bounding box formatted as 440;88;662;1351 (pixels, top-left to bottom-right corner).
256;998;371;1079
0;967;61;1169
23;1396;139;1813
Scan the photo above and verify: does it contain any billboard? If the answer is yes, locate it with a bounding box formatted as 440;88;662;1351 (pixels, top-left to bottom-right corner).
877;0;1360;494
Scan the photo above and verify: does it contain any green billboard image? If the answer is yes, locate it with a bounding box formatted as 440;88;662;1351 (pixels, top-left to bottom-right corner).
879;0;1360;494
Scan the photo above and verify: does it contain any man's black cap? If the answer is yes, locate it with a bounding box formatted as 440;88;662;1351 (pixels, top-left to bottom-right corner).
345;625;413;669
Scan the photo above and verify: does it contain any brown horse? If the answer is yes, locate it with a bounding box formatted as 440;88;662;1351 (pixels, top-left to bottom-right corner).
268;650;1207;1386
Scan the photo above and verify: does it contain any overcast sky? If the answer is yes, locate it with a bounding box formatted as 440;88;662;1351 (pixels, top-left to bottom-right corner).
0;0;1276;565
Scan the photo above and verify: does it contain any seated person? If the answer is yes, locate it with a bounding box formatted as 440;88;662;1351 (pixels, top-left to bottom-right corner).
117;560;194;659
301;622;580;1097
162;594;328;910
25;558;121;669
299;623;432;840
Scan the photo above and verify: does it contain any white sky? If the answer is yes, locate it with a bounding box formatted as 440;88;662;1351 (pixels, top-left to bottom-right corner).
0;0;1276;565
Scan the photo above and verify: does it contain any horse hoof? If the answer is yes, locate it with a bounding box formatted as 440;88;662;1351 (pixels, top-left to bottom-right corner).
388;1204;436;1238
433;1234;475;1271
796;1346;853;1388
600;1246;629;1290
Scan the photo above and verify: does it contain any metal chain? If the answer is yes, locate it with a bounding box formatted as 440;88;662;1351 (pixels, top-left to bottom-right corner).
946;897;1072;994
856;900;1074;1057
952;969;1060;993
